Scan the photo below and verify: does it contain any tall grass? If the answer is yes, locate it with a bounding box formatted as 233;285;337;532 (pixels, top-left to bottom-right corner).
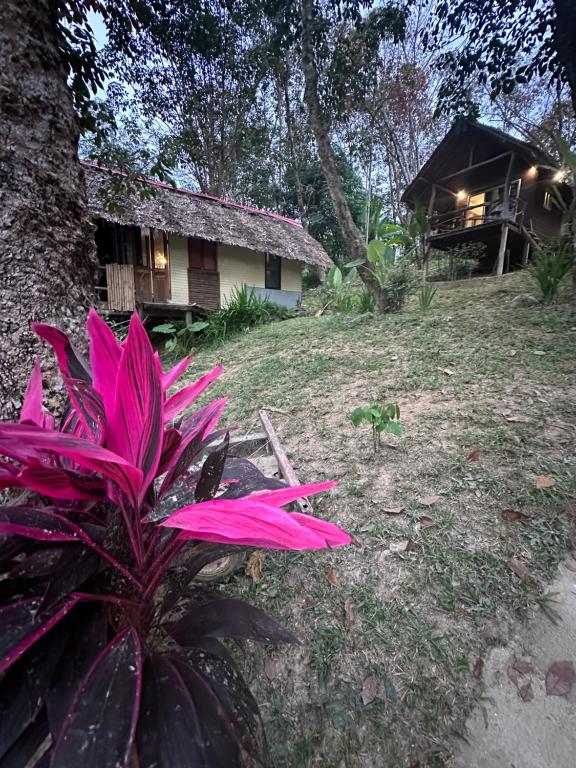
529;240;574;303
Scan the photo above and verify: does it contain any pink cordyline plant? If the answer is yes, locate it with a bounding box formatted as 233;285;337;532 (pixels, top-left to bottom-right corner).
0;310;349;768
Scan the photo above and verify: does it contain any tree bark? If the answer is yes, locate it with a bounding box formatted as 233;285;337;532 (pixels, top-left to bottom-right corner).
0;0;96;420
553;0;576;118
299;0;387;311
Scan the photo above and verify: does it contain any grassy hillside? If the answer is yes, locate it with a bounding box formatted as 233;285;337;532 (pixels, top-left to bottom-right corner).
183;273;576;767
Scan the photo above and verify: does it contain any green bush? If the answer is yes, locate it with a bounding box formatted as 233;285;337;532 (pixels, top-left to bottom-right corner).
418;281;437;311
376;258;416;313
529;240;574;302
154;285;293;353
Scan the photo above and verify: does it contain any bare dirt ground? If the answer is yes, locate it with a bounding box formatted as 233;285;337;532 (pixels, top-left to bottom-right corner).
453;563;576;768
185;273;576;768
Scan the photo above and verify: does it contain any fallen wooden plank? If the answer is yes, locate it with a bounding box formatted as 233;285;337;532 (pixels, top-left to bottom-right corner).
258;409;313;515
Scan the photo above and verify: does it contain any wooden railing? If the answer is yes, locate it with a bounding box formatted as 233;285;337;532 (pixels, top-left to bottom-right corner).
431;199;525;235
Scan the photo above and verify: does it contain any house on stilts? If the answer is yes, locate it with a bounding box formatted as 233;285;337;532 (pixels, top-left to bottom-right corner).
402;120;568;275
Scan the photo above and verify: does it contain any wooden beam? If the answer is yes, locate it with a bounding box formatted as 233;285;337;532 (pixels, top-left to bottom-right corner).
437;151;513;183
502;152;515;220
495;223;509;276
258;409;313;515
522;239;531;266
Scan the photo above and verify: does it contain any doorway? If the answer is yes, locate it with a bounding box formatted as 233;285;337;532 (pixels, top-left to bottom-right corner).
135;227;171;303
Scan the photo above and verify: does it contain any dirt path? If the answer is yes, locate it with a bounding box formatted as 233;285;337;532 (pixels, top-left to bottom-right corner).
453;562;576;768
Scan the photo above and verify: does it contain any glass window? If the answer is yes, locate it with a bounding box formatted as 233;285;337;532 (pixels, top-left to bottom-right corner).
139;227;151;267
265;253;281;290
544;190;552;211
153;230;167;270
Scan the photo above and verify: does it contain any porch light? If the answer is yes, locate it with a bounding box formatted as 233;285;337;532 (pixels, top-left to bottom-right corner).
456;189;467;200
527;165;538;178
554;169;567;183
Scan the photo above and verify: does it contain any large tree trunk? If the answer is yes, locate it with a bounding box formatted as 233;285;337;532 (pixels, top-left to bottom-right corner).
299;0;387;311
0;0;96;420
553;0;576;118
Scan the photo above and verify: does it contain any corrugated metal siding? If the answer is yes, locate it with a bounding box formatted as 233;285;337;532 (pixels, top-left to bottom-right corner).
168;234;189;304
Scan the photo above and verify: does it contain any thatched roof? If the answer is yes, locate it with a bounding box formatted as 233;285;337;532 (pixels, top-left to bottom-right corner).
83;163;332;269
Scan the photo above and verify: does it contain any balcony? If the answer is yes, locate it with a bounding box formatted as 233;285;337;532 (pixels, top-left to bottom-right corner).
431;198;525;236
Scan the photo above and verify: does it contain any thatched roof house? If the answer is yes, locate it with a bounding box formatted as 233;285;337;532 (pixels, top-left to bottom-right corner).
83;162;332;315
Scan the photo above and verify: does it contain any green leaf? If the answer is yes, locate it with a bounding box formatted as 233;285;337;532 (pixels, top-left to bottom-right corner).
385;422;402;437
350;407;367;427
327;266;343;288
152;323;176;334
344;258;366;269
187;321;209;332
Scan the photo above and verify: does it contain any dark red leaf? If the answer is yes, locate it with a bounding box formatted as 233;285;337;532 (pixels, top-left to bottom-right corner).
137;653;240;768
51;628;142;768
0;630;67;760
160;400;227;490
157;428;182;475
182;647;270;765
167;598;297;646
467;449;481;461
195;434;230;502
0;596;79;675
39;545;100;611
545;661;575;696
46;607;107;735
0;710;49;768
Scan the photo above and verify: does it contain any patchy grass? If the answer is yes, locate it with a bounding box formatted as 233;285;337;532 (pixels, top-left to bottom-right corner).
184;272;576;767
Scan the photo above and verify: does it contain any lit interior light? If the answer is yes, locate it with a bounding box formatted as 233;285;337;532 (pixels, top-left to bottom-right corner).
554;169;567;183
527;165;538;178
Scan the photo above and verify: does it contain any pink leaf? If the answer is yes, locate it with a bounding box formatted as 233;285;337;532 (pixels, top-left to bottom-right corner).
162;491;350;550
0;423;142;505
163;365;223;423
108;313;163;497
20;358;46;426
32;322;90;382
18;464;105;500
162;356;191;391
87;308;122;420
250;480;336;507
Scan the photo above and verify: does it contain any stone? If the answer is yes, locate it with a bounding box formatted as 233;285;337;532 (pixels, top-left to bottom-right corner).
509;293;540;308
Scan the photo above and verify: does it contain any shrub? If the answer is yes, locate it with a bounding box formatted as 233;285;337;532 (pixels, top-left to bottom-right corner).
350;403;401;449
0;311;349;767
316;264;373;315
375;258;416;312
529;240;574;302
418;282;437;311
155;286;292;352
351;402;401;449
